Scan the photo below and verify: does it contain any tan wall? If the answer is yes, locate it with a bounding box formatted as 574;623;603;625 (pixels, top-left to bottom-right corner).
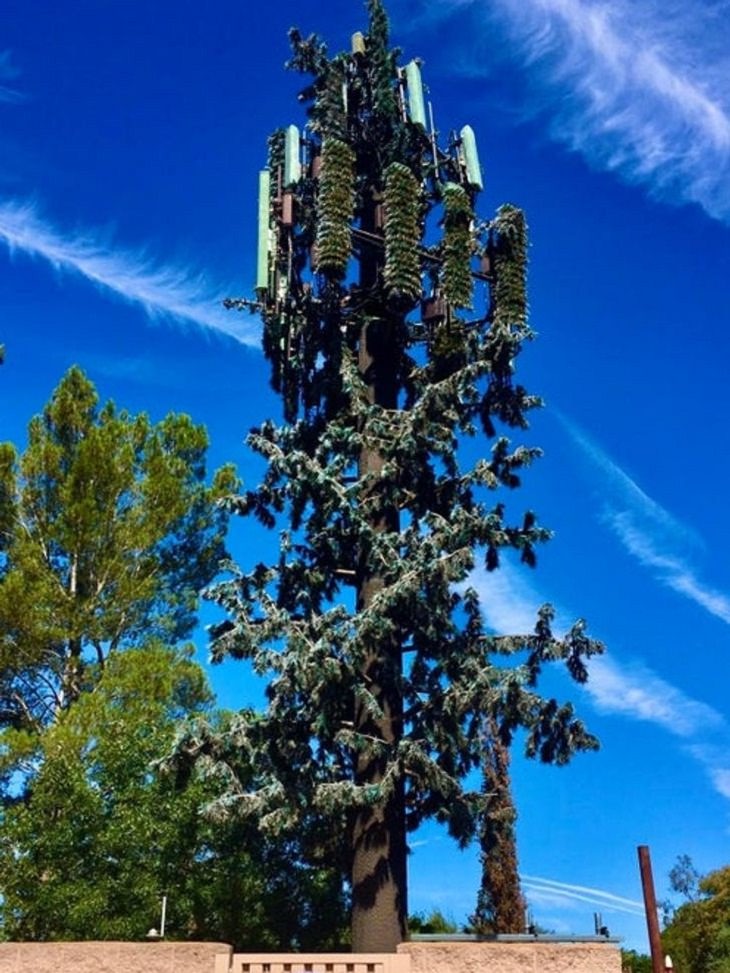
0;940;232;973
398;940;622;973
0;940;622;973
227;953;410;973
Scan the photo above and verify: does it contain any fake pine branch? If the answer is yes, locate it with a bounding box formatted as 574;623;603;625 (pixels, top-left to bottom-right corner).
316;137;355;276
442;182;474;308
491;203;528;331
384;162;422;304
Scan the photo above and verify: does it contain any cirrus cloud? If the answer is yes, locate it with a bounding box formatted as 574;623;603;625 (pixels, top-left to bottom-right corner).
0;198;259;345
414;0;730;223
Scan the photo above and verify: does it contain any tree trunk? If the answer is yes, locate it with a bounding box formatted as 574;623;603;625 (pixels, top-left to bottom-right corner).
472;714;524;934
350;293;407;950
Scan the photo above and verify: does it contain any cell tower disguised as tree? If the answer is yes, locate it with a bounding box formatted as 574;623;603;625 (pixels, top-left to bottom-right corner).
204;0;602;952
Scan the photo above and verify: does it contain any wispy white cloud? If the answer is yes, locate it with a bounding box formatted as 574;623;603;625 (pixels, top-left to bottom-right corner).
560;419;698;546
522;874;645;917
610;514;730;624
0;51;23;104
470;553;730;797
709;767;730;801
561;416;730;627
686;745;730;801
587;656;724;738
426;0;730;223
470;560;545;635
0;198;259;345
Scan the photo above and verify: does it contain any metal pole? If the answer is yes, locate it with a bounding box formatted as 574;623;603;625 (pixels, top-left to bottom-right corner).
638;845;664;973
160;895;167;939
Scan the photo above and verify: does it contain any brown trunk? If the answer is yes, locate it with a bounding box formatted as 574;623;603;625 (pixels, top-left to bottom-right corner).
350;574;407;950
350;203;407;949
474;715;524;934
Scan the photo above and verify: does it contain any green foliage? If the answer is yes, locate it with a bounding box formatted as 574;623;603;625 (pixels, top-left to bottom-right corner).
662;863;730;973
384;162;423;305
491;204;528;332
316;138;356;277
315;60;349;142
621;950;653;973
408;909;459;935
442;183;474;309
365;0;399;121
669;854;701;903
0;644;211;941
0;645;348;947
0;366;235;742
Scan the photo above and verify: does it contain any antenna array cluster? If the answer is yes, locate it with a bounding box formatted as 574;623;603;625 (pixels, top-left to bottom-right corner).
255;39;490;333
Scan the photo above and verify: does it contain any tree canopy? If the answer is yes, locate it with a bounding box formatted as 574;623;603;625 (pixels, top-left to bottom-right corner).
662;860;730;973
0;643;349;947
0;368;350;947
0;365;235;743
0;644;212;941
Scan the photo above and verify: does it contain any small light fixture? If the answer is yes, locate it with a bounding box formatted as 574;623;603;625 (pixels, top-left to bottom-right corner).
146;928;161;941
664;957;674;971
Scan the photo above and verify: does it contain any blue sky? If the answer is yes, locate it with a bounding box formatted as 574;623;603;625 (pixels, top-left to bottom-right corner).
1;0;729;953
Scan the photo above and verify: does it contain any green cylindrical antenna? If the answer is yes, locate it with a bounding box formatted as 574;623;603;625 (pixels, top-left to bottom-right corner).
256;169;271;293
460;124;483;190
405;60;426;128
284;124;301;186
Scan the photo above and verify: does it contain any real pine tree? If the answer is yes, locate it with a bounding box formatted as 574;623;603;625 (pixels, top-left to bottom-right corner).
470;715;525;935
0;366;235;744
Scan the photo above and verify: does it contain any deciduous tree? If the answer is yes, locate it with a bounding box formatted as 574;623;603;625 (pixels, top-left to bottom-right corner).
0;644;348;946
662;861;730;973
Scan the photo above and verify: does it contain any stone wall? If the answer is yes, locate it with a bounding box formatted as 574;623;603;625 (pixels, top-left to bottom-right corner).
0;940;232;973
0;939;622;973
398;940;623;973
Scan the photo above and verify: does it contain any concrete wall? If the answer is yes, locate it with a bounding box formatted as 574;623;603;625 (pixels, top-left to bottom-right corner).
0;940;232;973
398;940;623;973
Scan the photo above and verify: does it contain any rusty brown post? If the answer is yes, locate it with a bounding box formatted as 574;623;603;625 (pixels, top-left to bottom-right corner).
638;845;664;973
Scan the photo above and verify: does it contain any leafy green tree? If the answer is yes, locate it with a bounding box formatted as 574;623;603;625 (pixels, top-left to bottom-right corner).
199;0;602;951
0;365;234;742
0;643;349;947
666;855;701;911
621;949;653;973
662;863;730;973
408;910;459;935
0;644;211;940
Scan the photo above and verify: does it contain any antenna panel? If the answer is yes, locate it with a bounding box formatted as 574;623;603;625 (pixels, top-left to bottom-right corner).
284;124;301;186
256;169;271;293
460;124;483;190
405;60;426;128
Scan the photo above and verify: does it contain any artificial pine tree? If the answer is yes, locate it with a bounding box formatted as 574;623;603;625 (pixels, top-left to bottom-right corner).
203;0;603;952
